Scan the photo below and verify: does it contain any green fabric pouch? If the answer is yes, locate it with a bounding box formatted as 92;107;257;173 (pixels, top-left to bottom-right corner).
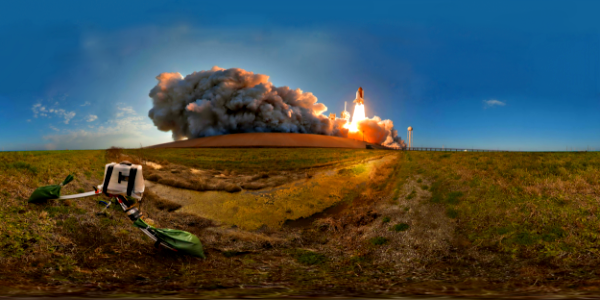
28;174;74;203
133;218;205;258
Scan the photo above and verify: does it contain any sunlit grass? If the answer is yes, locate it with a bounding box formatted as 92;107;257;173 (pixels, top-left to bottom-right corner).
0;150;106;259
396;151;600;259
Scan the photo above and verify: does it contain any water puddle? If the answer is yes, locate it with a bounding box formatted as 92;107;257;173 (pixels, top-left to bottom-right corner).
145;161;163;169
146;154;396;230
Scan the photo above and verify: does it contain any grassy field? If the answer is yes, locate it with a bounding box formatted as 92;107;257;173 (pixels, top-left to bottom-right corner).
401;151;600;260
1;149;600;297
125;148;390;172
0;151;106;258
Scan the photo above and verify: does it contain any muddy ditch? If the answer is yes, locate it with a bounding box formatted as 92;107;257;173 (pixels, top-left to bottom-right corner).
143;155;397;231
143;163;310;193
141;154;392;194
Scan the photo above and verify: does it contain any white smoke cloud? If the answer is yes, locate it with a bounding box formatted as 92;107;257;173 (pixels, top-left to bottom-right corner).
148;66;405;148
351;116;405;148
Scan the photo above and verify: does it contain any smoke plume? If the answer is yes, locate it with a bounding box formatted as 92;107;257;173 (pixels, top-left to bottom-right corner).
148;66;405;148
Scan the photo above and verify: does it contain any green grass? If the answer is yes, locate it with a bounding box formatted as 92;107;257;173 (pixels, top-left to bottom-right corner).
0;150;106;259
126;148;390;172
446;191;463;204
337;164;368;176
10;161;38;174
446;208;459;219
351;164;367;175
391;223;410;232
0;150;105;185
369;236;388;245
295;250;327;265
44;205;86;217
394;151;600;259
382;216;391;223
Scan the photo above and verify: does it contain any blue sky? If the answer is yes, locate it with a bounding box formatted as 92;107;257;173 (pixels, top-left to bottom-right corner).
1;0;599;151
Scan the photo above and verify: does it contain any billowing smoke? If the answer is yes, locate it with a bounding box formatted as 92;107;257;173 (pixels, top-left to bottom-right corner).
148;66;405;148
349;117;404;148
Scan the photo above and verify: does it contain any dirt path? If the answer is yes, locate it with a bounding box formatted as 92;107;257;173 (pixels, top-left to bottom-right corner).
364;175;455;268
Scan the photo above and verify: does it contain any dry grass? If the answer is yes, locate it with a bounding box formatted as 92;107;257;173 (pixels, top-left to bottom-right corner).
363;175;454;270
2;149;600;297
202;227;291;253
148;173;243;193
144;190;182;212
414;152;600;260
380;151;600;290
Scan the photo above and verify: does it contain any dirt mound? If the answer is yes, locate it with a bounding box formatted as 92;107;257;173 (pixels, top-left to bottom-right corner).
149;132;389;149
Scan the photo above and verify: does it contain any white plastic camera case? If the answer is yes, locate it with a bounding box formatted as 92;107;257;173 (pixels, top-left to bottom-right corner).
100;162;145;199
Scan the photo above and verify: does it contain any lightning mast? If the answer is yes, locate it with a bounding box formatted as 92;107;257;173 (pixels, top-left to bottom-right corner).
341;101;350;120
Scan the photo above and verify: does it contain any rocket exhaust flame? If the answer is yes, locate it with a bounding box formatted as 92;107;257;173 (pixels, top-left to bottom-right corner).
345;103;365;133
341;87;406;148
148;67;405;149
351;103;366;124
344;86;366;133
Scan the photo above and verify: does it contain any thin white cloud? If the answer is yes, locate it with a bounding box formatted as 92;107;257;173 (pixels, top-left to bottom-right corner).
81;101;91;107
116;105;136;117
32;103;47;117
49;125;60;132
483;99;506;108
60;110;76;124
86;114;98;122
31;103;76;124
42;106;167;150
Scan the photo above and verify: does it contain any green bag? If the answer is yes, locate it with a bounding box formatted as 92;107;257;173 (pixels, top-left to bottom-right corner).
28;174;74;203
133;218;205;258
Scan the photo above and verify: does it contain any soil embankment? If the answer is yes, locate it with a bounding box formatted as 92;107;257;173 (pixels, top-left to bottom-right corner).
148;132;390;149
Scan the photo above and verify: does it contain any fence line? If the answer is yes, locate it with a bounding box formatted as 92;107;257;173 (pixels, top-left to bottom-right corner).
403;147;506;152
401;147;599;153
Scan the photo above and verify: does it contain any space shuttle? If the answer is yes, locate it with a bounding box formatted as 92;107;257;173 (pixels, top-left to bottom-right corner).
353;87;364;105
